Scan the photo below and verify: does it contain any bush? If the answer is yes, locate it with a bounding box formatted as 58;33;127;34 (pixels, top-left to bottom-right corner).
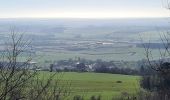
116;81;122;83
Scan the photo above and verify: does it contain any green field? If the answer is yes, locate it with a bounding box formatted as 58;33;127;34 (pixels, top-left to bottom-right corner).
39;72;140;100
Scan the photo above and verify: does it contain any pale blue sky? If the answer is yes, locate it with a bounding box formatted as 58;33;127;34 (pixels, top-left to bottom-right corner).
0;0;170;18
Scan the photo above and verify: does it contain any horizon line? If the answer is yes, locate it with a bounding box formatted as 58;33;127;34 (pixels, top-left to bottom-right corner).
0;17;169;19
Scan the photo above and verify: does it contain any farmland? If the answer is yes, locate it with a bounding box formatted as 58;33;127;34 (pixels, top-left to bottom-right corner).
0;18;169;66
39;72;140;100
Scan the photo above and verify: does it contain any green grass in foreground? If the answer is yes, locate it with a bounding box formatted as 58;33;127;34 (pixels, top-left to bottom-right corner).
39;72;140;100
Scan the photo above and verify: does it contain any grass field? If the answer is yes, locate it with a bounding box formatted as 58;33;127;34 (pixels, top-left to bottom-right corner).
39;72;140;100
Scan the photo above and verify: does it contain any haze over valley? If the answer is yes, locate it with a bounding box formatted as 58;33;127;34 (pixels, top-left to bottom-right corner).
0;18;169;63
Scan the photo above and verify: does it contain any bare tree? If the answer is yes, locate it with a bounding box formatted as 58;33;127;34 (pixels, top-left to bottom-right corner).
139;32;170;100
0;29;71;100
162;0;170;9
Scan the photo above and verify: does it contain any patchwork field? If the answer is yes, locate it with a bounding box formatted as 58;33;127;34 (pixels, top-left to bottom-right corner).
30;47;163;66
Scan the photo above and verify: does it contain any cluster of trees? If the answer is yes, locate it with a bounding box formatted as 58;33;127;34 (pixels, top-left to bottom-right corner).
140;62;170;100
50;58;144;75
94;64;139;75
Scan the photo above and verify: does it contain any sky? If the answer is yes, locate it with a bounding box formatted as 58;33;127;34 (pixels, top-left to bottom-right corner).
0;0;170;18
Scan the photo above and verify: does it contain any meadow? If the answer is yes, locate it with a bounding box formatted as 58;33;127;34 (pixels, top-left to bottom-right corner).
39;72;140;100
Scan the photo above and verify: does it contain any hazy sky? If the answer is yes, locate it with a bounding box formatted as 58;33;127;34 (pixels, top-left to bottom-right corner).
0;0;170;18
